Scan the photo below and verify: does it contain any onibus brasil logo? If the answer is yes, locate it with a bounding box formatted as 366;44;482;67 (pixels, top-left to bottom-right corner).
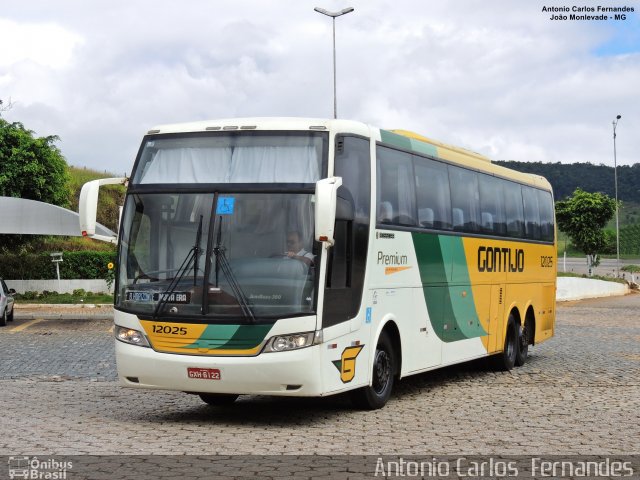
8;456;72;479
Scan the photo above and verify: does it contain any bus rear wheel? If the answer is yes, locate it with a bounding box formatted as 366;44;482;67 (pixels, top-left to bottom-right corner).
198;393;239;406
491;315;517;371
515;321;529;367
350;331;395;410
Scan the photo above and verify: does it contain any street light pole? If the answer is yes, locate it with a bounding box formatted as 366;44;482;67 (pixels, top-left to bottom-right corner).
613;114;621;277
314;7;354;119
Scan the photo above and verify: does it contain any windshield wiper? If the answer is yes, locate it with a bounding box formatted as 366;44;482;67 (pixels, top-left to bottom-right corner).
212;215;256;324
152;216;202;319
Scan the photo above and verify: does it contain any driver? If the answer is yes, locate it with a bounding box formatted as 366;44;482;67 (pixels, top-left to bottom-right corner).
285;230;314;267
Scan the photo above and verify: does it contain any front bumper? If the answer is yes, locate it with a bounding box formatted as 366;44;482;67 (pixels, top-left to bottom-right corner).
115;340;325;396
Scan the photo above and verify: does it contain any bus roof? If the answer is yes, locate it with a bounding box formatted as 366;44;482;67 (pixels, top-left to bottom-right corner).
147;117;368;135
145;117;552;192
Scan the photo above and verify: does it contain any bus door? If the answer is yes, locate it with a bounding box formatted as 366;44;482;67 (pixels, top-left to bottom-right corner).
322;136;371;331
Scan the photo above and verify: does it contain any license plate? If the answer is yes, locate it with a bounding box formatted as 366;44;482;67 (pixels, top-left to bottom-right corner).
153;292;191;304
125;291;152;302
187;367;221;380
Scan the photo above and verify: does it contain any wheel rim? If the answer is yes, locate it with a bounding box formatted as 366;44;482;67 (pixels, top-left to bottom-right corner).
372;348;392;395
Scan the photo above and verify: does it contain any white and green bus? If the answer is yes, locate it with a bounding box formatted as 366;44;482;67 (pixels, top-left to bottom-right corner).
80;118;556;409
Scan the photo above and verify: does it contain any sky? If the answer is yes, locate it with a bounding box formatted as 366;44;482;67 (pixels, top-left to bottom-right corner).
1;0;639;174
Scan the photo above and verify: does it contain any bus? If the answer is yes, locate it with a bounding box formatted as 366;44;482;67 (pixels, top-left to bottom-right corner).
80;118;556;409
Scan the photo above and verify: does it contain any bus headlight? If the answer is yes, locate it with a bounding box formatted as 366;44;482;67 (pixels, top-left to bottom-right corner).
263;331;322;353
115;326;150;347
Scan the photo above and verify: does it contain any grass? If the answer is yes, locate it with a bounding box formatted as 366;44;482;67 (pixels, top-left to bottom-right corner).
557;271;629;284
16;236;117;253
14;291;113;304
621;265;640;273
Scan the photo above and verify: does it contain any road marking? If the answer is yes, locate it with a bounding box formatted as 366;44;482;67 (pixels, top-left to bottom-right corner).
10;318;44;333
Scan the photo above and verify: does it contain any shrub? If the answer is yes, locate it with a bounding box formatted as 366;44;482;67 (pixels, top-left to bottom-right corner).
0;251;116;279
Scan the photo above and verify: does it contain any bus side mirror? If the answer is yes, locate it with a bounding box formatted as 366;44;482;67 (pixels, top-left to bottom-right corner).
79;177;128;244
314;177;342;246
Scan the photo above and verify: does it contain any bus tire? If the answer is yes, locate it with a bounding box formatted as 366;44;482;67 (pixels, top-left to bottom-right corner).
491;315;517;371
350;331;395;410
515;321;529;367
198;393;239;406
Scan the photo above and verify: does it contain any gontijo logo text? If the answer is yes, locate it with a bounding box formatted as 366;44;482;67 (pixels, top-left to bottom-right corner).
477;246;524;273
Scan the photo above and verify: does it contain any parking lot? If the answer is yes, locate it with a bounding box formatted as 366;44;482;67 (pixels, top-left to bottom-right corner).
1;294;639;456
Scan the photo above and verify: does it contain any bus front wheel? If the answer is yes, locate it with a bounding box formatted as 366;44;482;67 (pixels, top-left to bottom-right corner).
350;331;395;410
198;393;239;406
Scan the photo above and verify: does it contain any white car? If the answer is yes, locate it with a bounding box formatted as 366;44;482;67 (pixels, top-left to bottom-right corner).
0;278;16;326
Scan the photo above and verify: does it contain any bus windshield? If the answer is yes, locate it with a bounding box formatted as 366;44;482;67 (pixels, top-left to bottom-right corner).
131;132;324;185
117;192;318;321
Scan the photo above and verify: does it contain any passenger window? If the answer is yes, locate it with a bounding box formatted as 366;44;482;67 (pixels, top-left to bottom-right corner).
537;189;555;242
376;146;417;226
522;187;541;240
503;182;524;238
414;157;452;230
448;166;480;232
478;174;506;235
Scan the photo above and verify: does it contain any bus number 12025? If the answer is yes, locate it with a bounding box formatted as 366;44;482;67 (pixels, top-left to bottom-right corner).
152;325;188;335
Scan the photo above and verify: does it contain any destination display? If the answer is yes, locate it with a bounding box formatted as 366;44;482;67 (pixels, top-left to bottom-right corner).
125;291;192;304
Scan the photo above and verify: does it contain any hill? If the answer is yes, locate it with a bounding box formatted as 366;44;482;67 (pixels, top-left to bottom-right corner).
495;161;640;203
68;166;125;233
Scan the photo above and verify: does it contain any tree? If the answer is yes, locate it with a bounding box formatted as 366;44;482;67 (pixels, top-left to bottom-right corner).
556;188;617;275
0;118;71;207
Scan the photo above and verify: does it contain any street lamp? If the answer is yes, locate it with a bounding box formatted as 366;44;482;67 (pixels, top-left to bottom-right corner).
314;6;354;119
612;114;621;277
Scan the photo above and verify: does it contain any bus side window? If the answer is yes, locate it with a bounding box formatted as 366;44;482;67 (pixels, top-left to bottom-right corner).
414;157;452;230
503;182;525;238
376;146;417;226
478;174;506;235
522;186;541;240
448;165;480;233
537;189;555;242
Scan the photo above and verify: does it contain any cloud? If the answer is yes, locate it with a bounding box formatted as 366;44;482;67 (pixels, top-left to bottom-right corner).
1;0;638;174
0;18;82;68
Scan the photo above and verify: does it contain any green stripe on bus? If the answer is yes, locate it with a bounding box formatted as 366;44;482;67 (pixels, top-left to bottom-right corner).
184;323;273;350
221;324;273;349
448;237;487;340
380;130;438;157
409;138;437;157
380;130;412;150
412;232;486;342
